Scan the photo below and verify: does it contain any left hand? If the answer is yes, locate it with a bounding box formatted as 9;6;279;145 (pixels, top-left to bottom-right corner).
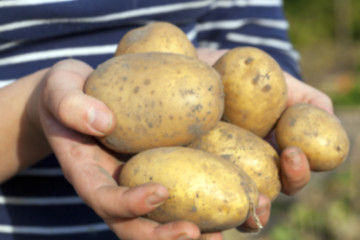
197;48;333;233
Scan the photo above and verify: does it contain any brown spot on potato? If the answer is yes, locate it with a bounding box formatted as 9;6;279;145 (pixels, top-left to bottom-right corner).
147;122;153;128
262;84;271;92
220;154;232;160
192;104;203;113
252;74;260;85
245;57;254;65
180;88;195;96
144;79;151;85
133;168;139;175
289;118;296;126
133;86;140;93
188;123;204;136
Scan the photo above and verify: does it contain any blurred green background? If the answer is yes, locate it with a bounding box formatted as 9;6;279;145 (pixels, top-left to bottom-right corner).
224;1;360;239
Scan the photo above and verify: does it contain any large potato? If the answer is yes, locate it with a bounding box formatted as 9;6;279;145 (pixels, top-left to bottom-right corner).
189;121;281;201
213;47;287;138
276;103;350;171
84;52;224;153
119;147;259;232
114;21;197;58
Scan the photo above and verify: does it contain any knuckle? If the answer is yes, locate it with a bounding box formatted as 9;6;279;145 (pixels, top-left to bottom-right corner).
57;92;79;122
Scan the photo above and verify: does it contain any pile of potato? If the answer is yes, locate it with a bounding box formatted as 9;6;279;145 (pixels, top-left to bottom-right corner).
84;22;350;233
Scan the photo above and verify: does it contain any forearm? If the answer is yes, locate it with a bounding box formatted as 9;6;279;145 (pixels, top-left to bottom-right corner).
0;69;52;183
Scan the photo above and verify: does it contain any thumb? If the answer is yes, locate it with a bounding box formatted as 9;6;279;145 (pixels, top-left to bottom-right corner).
42;59;116;137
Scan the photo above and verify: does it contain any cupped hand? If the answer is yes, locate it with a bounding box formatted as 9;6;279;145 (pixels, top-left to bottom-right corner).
277;72;333;195
197;48;334;232
29;59;222;240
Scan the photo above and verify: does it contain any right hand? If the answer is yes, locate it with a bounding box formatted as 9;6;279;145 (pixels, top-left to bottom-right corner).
27;59;223;240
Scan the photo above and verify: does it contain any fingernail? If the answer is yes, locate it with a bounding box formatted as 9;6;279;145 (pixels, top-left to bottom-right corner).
256;198;269;217
88;108;113;135
146;191;168;207
285;148;302;170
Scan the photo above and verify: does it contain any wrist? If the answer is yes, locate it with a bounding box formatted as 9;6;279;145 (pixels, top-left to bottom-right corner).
21;69;53;166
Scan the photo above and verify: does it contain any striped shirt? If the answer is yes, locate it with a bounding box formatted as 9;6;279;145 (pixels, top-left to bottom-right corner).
0;0;300;239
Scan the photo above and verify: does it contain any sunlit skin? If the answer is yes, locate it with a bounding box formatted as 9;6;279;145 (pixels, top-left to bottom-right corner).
0;48;333;240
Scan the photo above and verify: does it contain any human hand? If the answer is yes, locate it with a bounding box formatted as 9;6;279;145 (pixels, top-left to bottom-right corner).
197;48;334;232
28;59;223;240
269;71;333;196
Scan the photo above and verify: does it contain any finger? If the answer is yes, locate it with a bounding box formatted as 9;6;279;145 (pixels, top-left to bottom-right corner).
237;194;271;233
283;72;334;114
43;59;115;136
88;183;169;219
196;48;228;65
280;146;311;195
40;113;151;219
46;137;169;219
153;221;201;240
109;217;201;240
199;232;223;240
308;91;334;114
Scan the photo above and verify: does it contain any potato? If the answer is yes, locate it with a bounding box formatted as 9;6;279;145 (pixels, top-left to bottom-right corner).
114;21;197;58
189;121;281;201
84;52;224;153
276;103;350;171
213;47;287;138
119;147;259;232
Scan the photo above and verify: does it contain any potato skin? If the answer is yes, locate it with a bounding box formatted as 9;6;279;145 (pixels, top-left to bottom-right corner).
119;147;259;232
84;52;224;153
276;103;350;171
189;121;281;201
213;47;287;138
114;21;197;58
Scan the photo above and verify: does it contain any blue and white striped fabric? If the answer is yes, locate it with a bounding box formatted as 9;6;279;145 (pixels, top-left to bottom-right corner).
0;0;300;239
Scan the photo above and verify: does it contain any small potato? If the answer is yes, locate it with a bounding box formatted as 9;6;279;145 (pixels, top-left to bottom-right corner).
119;147;259;233
84;52;224;153
213;47;287;138
276;103;350;171
114;21;197;58
189;121;281;201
